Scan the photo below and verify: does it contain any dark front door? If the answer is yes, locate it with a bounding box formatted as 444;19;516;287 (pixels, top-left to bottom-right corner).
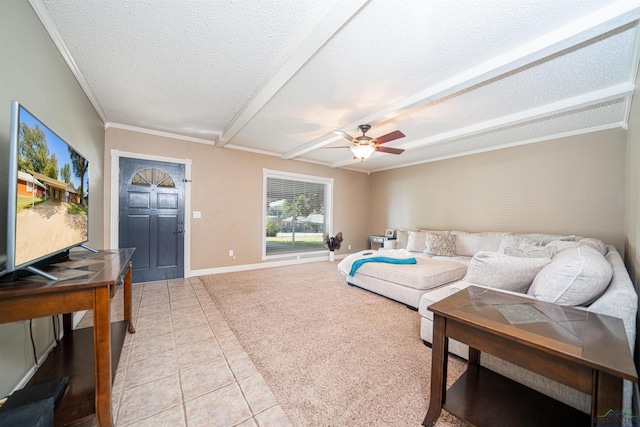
119;157;185;283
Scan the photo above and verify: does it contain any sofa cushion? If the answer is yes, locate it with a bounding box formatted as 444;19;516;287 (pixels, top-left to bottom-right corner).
424;232;455;256
431;255;473;266
527;246;612;306
406;230;427;252
463;251;551;293
504;245;556;259
395;229;409;250
355;257;467;290
451;231;504;256
419;282;470;320
498;234;544;253
519;233;577;245
577;237;607;256
546;240;580;253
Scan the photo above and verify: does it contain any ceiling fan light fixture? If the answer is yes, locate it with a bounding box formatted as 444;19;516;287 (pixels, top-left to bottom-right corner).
351;144;375;161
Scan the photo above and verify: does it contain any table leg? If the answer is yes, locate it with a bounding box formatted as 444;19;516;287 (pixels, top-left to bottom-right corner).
93;286;112;427
592;370;623;422
423;315;448;427
123;264;136;334
468;347;480;366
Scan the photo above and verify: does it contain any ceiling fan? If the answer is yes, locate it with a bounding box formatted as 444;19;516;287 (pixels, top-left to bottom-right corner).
333;124;405;161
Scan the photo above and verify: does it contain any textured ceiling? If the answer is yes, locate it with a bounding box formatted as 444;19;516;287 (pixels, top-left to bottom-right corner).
33;0;640;173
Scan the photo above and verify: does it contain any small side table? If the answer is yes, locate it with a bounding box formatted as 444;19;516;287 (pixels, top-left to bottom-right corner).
368;235;396;249
423;286;637;427
368;235;385;249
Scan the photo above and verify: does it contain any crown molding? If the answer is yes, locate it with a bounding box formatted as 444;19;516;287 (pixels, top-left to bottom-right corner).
28;0;108;124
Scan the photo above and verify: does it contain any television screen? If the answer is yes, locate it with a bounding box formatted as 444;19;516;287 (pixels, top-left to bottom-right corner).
5;101;89;275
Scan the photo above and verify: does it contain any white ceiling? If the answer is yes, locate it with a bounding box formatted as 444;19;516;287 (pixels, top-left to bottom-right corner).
33;0;640;173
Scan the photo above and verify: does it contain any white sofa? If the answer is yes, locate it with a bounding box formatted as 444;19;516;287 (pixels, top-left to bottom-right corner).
340;229;638;414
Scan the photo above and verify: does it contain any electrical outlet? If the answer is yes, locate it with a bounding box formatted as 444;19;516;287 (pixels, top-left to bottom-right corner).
228;250;234;257
193;211;201;218
348;244;351;250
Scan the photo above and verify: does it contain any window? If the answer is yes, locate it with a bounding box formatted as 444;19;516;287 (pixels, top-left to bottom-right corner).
131;168;175;188
263;169;333;258
26;181;33;192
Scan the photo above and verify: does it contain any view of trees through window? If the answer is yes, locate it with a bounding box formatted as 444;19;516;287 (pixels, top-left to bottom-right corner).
265;175;327;256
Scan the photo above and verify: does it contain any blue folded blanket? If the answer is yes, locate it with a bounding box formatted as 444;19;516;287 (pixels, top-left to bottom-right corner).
349;256;417;276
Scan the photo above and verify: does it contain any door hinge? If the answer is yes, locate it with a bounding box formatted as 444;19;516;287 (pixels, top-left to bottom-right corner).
182;179;192;183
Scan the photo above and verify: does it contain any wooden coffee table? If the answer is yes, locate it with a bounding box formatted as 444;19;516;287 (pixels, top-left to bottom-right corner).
423;286;637;427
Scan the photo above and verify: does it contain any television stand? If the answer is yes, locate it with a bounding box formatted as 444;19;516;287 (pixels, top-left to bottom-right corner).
79;243;99;253
25;265;60;281
0;248;135;427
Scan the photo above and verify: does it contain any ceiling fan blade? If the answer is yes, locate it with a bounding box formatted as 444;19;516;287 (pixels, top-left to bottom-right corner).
374;130;405;145
323;146;352;149
376;146;405;155
334;131;355;142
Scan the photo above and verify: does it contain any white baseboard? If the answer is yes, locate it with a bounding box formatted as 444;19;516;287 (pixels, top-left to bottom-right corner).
190;252;351;277
73;311;87;328
11;338;57;394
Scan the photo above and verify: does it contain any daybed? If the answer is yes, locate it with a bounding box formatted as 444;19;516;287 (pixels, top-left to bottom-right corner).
338;229;638;414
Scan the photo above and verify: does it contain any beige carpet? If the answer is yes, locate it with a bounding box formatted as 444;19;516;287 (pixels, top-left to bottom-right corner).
201;261;467;426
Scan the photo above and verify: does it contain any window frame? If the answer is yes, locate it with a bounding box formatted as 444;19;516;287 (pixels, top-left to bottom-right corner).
262;169;334;260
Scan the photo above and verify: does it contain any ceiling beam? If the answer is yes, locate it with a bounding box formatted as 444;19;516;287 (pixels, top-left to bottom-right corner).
329;83;635;168
216;0;370;148
105;122;221;145
284;0;640;160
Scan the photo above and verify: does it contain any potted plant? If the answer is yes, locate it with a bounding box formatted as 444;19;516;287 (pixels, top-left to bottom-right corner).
324;232;343;261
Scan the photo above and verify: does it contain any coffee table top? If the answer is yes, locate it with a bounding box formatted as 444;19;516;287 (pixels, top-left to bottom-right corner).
429;286;638;382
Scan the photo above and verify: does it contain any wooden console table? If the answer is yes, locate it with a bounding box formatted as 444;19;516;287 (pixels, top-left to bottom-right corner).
0;248;135;427
423;286;638;427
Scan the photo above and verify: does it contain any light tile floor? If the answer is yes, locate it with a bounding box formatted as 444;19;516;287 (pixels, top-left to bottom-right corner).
89;276;291;427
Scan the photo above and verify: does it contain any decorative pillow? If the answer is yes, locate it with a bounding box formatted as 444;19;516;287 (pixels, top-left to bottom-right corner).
577;238;607;256
546;240;579;254
406;230;427;252
519;233;577;245
463;251;551;293
395;229;409;250
498;234;543;254
504;245;557;259
424;232;455;256
527;246;612;306
451;231;504;256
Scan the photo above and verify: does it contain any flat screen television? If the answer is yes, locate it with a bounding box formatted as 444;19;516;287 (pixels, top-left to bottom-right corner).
2;101;90;281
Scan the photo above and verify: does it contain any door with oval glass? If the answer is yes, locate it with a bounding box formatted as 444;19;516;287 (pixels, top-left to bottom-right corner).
119;157;185;282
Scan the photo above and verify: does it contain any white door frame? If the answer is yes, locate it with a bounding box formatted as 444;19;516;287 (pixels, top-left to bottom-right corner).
110;149;192;278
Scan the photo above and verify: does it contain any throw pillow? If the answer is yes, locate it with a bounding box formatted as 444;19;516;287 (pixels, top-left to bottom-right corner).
498;234;544;254
424;232;455;256
519;233;577;245
395;229;409;250
451;231;504;256
546;240;579;253
577;238;607;256
527;246;612;306
462;251;551;293
504;245;557;259
406;230;427;252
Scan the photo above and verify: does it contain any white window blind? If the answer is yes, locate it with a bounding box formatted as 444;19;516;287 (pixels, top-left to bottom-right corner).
264;170;332;257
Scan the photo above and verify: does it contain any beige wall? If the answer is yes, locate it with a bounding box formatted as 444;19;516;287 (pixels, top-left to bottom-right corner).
105;128;370;270
0;0;105;396
625;66;640;373
369;129;627;252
